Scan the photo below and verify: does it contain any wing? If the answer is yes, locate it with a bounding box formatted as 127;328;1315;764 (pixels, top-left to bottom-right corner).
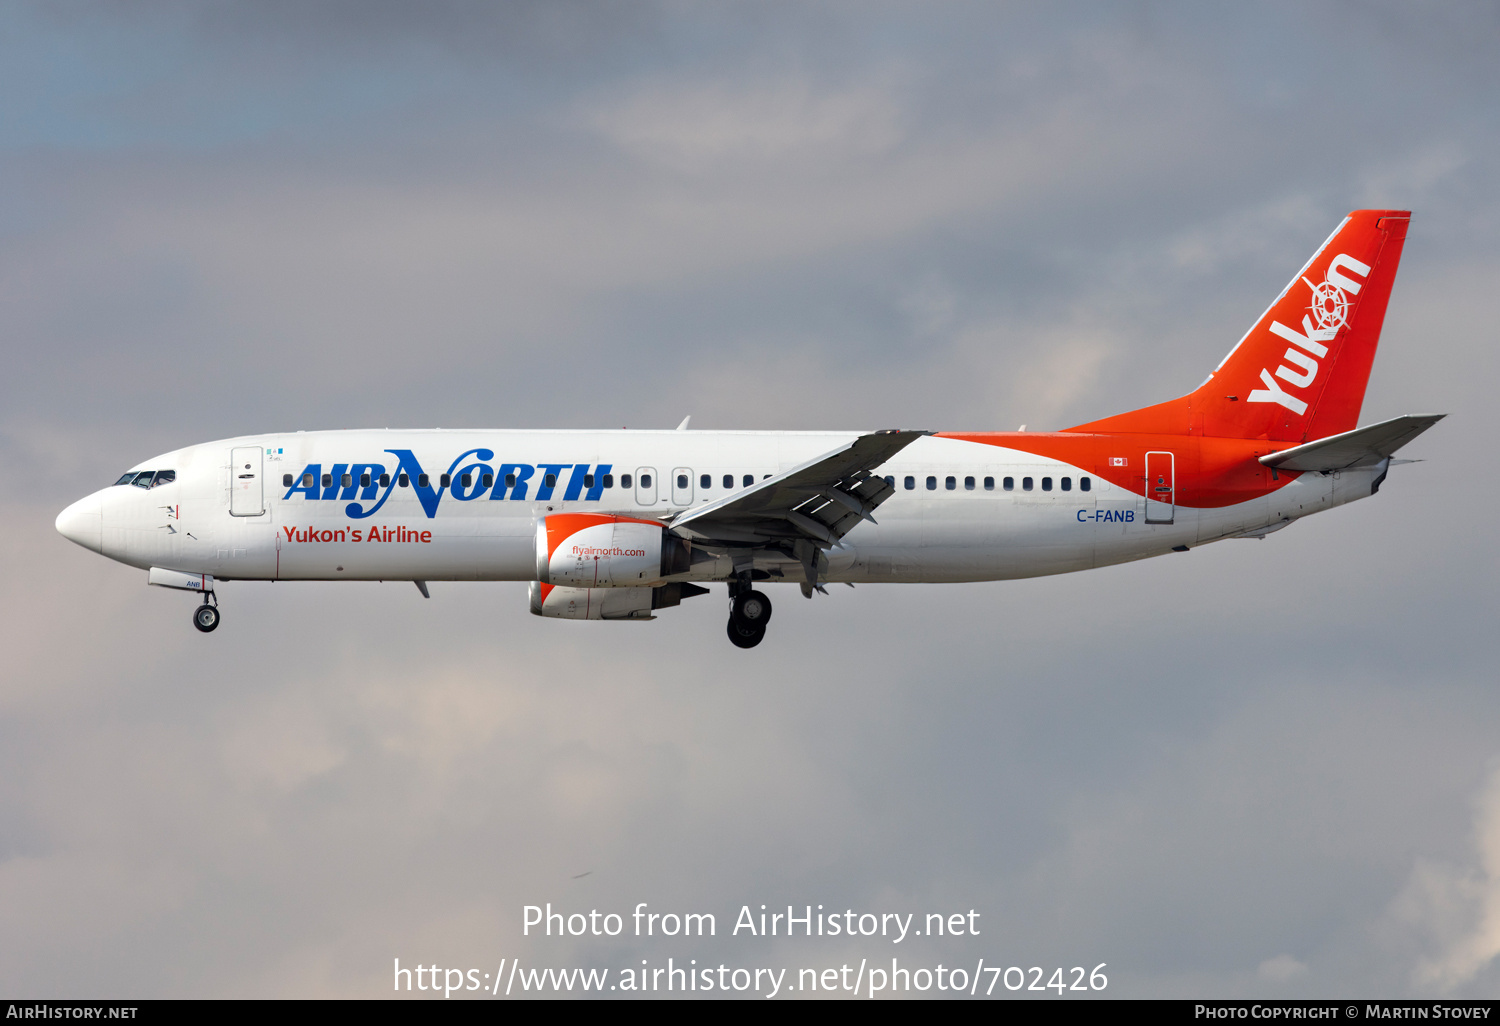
1259;414;1445;472
668;429;928;592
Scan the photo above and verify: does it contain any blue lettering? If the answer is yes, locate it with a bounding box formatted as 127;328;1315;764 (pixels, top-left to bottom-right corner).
1125;510;1135;522
447;449;496;501
322;452;612;515
1077;509;1087;522
535;464;570;501
562;464;591;502
491;464;534;500
586;464;612;502
346;450;437;519
284;464;321;501
321;464;349;500
347;463;387;500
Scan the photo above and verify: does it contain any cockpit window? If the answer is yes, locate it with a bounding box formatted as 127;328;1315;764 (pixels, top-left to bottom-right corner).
113;469;177;487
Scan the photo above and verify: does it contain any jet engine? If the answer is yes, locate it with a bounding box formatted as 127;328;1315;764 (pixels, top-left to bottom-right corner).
535;513;690;588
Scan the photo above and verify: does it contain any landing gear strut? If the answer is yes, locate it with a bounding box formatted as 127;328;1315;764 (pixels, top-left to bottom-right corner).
193;593;220;633
726;579;771;649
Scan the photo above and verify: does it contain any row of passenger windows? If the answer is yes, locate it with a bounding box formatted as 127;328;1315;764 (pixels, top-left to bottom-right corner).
118;465;1092;498
280;471;770;490
112;469;176;489
282;470;1091;495
886;474;1091;493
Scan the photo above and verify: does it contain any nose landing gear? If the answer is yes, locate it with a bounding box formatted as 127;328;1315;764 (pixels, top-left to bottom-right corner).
727;583;771;649
193;595;220;633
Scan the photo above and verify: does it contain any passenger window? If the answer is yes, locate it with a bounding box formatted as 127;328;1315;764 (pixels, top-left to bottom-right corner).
418;474;429;488
964;476;975;490
1042;477;1052;491
283;474;293;487
1003;476;1014;491
460;473;471;488
884;475;895;487
641;474;652;488
482;473;494;488
743;474;753;487
361;473;371;488
1022;477;1033;491
505;473;516;487
603;474;614;488
926;476;937;490
984;476;994;491
700;474;710;489
150;470;175;488
342;474;352;488
380;474;391;487
1061;477;1071;491
321;474;332;488
440;474;451;488
904;476;915;490
543;473;556;488
304;473;316;488
677;474;688;489
622;474;633;488
398;473;409;488
945;476;956;490
723;474;733;489
1081;477;1091;492
584;473;594;488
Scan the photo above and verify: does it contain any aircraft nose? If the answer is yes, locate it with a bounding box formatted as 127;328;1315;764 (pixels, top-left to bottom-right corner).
56;493;103;553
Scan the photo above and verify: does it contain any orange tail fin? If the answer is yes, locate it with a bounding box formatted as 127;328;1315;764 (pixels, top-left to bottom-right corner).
1067;209;1410;442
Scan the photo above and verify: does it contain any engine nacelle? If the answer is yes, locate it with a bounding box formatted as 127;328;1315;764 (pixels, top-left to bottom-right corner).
528;580;713;620
529;581;655;620
535;513;690;588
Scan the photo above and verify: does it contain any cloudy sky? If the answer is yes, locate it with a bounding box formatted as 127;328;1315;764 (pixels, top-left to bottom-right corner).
4;0;1499;999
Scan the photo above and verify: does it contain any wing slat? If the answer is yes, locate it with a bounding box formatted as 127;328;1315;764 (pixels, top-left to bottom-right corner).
669;430;925;549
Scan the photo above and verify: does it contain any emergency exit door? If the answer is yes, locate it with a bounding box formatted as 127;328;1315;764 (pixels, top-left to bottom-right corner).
671;467;694;506
230;446;264;516
1144;451;1174;524
635;467;657;506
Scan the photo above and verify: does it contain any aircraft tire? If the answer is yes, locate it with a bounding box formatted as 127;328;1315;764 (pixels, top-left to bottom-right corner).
193;604;220;633
727;618;765;649
731;589;772;630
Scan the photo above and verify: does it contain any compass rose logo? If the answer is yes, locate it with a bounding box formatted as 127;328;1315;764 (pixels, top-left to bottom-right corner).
1303;275;1351;333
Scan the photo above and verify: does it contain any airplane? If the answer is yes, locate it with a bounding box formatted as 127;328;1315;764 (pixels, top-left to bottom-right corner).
55;209;1441;648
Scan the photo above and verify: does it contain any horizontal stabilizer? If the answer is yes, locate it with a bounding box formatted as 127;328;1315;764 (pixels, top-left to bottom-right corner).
1259;414;1444;472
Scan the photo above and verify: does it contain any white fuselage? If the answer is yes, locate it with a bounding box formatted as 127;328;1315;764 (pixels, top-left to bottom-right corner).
57;429;1380;588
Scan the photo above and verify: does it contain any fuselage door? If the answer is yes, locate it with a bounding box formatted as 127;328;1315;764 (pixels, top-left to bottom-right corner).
230;446;265;517
1144;450;1175;524
671;467;693;506
635;467;657;507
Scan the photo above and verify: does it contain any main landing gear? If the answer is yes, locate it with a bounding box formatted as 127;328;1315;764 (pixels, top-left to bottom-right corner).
726;583;772;649
193;593;220;633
